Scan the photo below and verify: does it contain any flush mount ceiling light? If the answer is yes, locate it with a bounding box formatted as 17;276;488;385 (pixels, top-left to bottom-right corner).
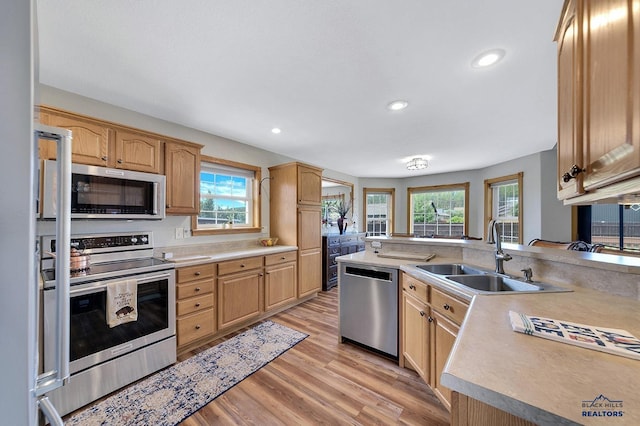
387;100;409;111
406;157;429;170
471;49;506;68
271;127;282;134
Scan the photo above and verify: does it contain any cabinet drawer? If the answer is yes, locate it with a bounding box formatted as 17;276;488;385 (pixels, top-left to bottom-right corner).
176;263;216;284
176;279;214;300
265;251;297;266
328;236;341;246
328;265;338;281
402;273;428;304
431;287;468;325
176;293;214;316
329;246;341;255
217;256;263;276
177;308;215;347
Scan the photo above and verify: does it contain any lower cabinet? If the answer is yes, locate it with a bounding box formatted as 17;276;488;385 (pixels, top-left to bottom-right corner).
298;248;322;297
175;250;301;354
264;251;297;311
175;263;217;350
400;272;469;411
217;256;264;330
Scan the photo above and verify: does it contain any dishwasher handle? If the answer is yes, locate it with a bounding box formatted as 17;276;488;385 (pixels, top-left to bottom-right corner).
344;266;393;282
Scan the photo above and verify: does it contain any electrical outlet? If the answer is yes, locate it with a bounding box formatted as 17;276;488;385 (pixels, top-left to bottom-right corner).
183;227;190;238
371;241;382;248
175;227;184;239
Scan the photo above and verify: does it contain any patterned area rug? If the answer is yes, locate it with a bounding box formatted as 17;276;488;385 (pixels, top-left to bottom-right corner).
65;321;308;426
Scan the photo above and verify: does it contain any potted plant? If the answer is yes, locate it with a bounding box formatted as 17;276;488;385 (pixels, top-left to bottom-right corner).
332;200;351;234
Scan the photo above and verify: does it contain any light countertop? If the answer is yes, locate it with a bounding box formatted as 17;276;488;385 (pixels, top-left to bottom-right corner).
338;250;640;425
163;245;298;267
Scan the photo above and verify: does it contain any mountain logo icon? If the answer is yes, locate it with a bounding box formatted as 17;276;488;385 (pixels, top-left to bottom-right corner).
582;394;623;408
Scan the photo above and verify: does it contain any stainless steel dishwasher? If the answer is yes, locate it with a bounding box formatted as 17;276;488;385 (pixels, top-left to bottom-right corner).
339;263;398;358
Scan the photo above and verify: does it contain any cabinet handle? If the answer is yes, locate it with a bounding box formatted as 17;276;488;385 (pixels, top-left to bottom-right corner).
428;316;433;323
195;287;201;292
101;156;108;161
194;271;201;276
195;303;201;307
117;159;123;164
281;256;286;260
443;304;450;311
562;164;585;183
409;284;416;290
195;324;201;330
420;311;425;317
240;264;245;268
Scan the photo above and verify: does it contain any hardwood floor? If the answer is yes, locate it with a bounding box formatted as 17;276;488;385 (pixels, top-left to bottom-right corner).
178;288;450;425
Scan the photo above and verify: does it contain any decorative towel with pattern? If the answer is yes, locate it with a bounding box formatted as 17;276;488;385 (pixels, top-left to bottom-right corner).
509;311;640;361
107;279;138;327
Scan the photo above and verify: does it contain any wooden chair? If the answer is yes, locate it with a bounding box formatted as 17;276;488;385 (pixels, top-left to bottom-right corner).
528;239;573;250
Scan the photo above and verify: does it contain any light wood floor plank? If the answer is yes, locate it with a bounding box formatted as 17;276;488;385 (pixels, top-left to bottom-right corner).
178;287;450;425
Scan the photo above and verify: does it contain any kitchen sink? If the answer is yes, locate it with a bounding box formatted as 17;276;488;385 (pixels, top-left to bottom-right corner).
445;274;542;292
416;263;487;276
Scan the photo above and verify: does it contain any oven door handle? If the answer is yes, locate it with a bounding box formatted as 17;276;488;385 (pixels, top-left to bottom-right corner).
69;272;173;297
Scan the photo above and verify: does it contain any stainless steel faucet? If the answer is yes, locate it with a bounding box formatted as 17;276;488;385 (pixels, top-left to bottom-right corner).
490;220;512;274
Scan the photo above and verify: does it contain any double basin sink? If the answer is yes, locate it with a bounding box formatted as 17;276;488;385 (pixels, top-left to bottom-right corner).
415;263;571;294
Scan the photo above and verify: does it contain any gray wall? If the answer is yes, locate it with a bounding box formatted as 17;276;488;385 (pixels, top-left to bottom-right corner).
359;148;572;244
0;0;38;423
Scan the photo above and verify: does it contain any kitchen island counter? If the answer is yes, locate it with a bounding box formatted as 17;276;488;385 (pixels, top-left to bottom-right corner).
441;288;640;425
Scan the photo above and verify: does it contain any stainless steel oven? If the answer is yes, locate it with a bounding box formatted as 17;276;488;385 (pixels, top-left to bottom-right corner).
40;232;176;416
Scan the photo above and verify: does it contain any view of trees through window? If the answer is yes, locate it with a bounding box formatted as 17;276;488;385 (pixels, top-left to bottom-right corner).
410;186;466;237
492;181;519;243
199;166;252;227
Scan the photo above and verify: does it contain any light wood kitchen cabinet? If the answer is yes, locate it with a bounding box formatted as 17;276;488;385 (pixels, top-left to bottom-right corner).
39;109;111;166
217;256;264;329
264;251;297;311
402;292;430;381
555;0;640;202
164;141;200;215
113;129;161;173
175;263;216;349
400;272;470;412
269;162;323;299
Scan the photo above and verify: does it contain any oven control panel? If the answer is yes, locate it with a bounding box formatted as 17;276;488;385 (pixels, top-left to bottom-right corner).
43;232;153;254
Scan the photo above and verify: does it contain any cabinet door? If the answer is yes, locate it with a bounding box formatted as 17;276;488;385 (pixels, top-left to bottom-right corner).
41;111;110;166
165;141;200;215
582;0;640;190
432;310;459;411
298;207;321;250
402;293;429;381
114;130;161;173
298;248;322;297
217;271;262;329
557;0;585;199
265;262;297;311
297;165;322;205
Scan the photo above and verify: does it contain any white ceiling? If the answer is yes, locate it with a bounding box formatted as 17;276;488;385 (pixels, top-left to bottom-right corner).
36;0;563;178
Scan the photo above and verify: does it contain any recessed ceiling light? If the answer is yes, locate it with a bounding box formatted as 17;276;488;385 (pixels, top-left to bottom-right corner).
387;100;409;111
471;49;506;68
271;128;281;134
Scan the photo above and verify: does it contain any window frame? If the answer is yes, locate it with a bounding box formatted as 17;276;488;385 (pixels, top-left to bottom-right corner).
363;187;395;236
191;155;262;236
483;172;523;244
407;182;470;237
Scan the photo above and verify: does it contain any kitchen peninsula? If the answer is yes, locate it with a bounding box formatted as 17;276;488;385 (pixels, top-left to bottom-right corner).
337;236;640;425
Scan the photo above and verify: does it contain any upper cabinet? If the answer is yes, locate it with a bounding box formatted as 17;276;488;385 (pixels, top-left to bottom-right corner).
555;0;640;203
39;106;161;173
297;165;323;205
164;141;200;215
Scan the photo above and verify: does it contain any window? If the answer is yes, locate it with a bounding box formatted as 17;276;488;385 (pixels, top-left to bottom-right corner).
363;188;394;236
578;204;640;255
408;183;469;237
191;155;261;235
484;173;523;244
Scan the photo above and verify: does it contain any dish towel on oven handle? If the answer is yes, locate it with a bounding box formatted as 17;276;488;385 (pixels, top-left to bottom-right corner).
107;279;138;328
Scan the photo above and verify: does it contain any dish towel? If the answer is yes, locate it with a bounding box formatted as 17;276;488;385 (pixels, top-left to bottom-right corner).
509;311;640;361
107;279;138;328
377;252;436;262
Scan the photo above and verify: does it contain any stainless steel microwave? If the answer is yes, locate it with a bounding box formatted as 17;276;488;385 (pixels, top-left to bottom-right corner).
40;160;166;220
